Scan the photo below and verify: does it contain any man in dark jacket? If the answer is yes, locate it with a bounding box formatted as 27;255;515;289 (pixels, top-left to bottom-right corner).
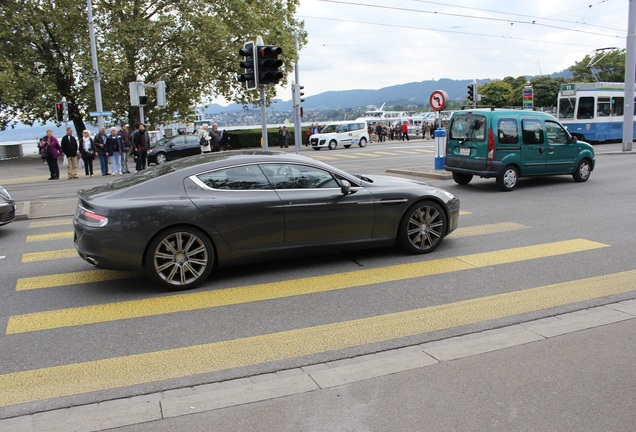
131;123;150;171
60;127;79;179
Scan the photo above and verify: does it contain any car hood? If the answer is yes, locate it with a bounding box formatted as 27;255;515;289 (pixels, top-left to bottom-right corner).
353;174;430;188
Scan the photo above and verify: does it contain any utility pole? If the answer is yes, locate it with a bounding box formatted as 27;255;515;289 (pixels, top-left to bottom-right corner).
623;0;635;152
86;0;104;130
292;32;302;153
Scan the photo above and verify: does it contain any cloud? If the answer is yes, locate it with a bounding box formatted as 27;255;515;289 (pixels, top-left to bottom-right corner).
285;0;627;101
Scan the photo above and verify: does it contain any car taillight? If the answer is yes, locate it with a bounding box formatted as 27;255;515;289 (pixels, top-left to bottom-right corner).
487;129;495;160
76;205;108;227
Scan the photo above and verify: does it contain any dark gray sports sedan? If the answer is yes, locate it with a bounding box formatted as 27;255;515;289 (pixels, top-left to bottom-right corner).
74;151;460;290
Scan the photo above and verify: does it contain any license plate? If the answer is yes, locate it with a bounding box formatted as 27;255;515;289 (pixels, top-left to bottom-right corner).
459;147;470;156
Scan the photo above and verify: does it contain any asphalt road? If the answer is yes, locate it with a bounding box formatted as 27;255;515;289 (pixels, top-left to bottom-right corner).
0;141;635;430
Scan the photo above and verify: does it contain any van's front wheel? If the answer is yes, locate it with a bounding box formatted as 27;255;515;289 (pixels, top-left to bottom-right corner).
452;173;473;185
497;166;518;191
573;159;592;182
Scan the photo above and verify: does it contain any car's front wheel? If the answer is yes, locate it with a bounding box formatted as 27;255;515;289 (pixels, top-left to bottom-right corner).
155;152;167;165
397;200;447;254
573;159;592;182
358;138;367;148
145;226;214;290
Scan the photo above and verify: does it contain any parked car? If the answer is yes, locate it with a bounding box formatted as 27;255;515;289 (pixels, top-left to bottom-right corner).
0;186;16;227
74;151;460;290
147;134;201;165
309;120;369;150
444;108;595;191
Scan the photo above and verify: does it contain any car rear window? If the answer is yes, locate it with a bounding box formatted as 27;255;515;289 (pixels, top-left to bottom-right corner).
449;115;486;142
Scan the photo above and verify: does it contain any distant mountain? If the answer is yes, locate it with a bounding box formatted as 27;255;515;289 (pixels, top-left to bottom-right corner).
1;75;575;142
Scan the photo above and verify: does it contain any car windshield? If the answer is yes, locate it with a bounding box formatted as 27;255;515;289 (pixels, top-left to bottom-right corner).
150;137;170;148
320;124;339;133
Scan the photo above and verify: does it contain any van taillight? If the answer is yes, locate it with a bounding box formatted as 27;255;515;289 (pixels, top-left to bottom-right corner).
487;129;495;160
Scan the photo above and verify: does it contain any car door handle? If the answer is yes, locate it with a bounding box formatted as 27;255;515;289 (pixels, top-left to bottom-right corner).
539;147;545;154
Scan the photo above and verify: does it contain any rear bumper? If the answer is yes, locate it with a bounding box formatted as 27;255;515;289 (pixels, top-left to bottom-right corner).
444;157;504;178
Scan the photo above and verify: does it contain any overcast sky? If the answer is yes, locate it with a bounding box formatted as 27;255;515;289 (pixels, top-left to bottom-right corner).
270;0;628;102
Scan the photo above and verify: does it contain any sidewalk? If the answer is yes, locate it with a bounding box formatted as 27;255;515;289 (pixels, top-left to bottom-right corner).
2;302;634;431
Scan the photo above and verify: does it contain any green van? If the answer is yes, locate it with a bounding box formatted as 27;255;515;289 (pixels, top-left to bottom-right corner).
444;108;595;191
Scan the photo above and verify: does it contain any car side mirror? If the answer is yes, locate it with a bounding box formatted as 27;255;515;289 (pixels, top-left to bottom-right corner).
340;180;352;195
568;135;577;144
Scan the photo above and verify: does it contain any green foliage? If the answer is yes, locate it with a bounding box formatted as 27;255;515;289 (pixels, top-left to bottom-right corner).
570;49;625;82
0;0;305;132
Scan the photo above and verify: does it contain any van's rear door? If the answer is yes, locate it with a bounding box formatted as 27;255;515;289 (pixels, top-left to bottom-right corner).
447;114;488;170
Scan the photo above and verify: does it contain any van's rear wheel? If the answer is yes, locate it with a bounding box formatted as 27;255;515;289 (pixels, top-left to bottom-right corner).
497;166;518;191
452;173;473;185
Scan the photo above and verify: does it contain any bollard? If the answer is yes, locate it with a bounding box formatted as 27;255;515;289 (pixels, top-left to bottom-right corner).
434;128;446;170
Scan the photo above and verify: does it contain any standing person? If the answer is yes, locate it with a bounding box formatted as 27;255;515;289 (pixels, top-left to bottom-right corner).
375;123;384;143
198;123;211;153
118;123;131;173
94;127;109;175
131;123;150;171
106;126;123;176
60;127;79;179
79;130;95;177
220;130;232;150
401;121;410;141
210;123;221;152
40;129;62;180
424;122;431;140
280;126;290;148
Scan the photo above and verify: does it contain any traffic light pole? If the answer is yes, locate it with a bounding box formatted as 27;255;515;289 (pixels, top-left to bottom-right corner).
292;32;302;153
259;86;268;149
87;0;104;130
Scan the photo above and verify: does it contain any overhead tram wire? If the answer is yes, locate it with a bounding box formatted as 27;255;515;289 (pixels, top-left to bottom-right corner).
314;0;625;39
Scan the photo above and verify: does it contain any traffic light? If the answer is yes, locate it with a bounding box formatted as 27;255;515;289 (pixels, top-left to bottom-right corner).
156;81;167;107
67;102;76;119
256;45;283;86
139;95;148;105
238;42;256;90
55;103;64;122
467;84;474;103
292;84;305;106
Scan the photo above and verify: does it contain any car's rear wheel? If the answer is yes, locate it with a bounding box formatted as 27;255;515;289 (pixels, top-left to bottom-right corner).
155;152;167;165
145;226;214;290
397;200;447;254
497;165;518;191
452;172;473;185
358;138;367;148
328;140;337;150
573;159;592;182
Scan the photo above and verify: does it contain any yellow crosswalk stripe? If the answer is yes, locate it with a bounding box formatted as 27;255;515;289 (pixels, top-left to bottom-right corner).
7;239;607;334
28;219;73;228
1;267;632;408
15;270;144;291
447;222;528;238
22;249;77;262
26;231;73;242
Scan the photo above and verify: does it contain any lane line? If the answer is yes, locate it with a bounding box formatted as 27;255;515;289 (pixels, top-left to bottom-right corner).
447;222;529;239
7;239;607;333
1;267;633;408
15;270;144;291
28;219;73;228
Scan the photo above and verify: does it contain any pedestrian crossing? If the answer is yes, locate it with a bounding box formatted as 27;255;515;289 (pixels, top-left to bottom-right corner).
310;148;434;161
0;213;631;410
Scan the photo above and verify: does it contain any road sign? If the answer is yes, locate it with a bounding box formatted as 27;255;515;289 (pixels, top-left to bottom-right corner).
88;111;113;117
561;83;575;96
429;90;449;111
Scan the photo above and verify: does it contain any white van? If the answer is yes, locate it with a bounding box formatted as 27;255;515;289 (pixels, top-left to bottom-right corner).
309;120;369;150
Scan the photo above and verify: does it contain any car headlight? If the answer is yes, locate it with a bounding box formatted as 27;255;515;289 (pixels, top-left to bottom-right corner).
0;186;12;201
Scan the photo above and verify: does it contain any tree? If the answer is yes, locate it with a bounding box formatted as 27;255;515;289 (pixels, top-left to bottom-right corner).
0;0;306;133
529;76;567;109
569;49;625;82
478;80;514;108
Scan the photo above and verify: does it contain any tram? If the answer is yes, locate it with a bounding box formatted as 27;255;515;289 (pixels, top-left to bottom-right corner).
557;82;636;142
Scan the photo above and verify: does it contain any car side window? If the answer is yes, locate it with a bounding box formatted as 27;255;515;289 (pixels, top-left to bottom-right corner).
185;135;200;145
545;120;569;144
196;166;272;190
171;136;186;147
521;119;544;145
261;164;339;189
497;118;519;144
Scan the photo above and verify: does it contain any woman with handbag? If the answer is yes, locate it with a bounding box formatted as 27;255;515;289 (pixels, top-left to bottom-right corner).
79;130;95;177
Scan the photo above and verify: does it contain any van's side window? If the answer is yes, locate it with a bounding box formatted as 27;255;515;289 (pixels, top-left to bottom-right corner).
498;119;518;144
545;120;569;144
521;119;544;145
